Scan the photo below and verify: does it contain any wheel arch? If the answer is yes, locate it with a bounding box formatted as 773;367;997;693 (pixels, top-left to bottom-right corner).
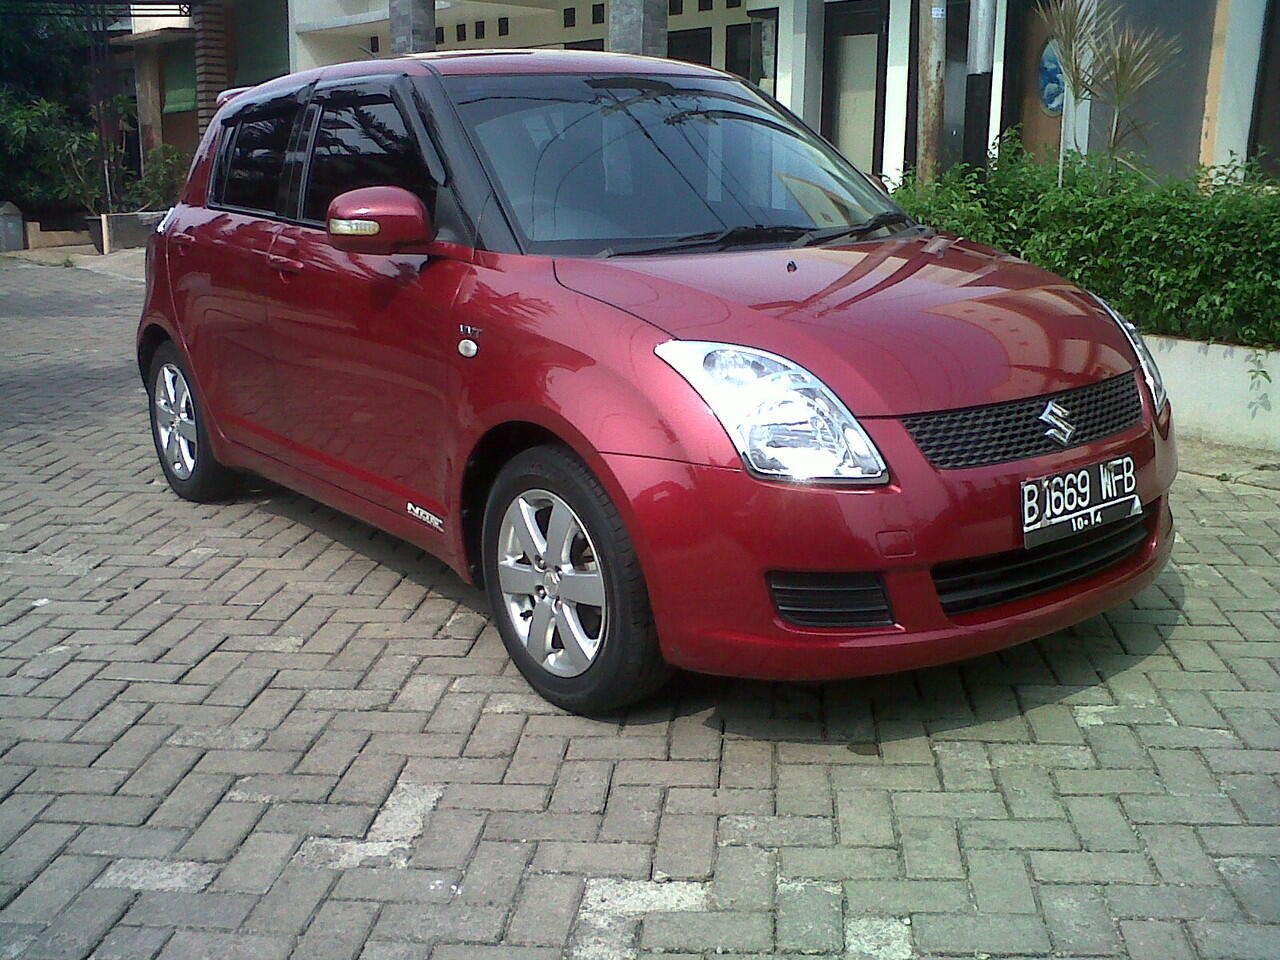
459;421;569;585
137;322;172;381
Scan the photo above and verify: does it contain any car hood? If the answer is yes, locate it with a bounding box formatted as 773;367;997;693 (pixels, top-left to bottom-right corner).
554;233;1137;417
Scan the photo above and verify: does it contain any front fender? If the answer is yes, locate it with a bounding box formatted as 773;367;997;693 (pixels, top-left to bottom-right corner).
443;252;743;571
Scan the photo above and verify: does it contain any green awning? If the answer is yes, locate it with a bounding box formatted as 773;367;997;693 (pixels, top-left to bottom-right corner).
162;39;195;114
235;0;290;86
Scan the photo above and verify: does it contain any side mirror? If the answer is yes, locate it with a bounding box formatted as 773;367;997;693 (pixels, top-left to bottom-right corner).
866;172;891;196
326;186;433;255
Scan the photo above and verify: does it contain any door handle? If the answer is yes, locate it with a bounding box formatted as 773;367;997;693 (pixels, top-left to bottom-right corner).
171;232;195;250
267;253;304;275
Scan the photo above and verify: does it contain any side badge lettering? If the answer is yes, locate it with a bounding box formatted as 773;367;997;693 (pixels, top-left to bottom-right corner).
406;501;445;532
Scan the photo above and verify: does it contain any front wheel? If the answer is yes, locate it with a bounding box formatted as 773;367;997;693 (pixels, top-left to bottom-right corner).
481;445;669;714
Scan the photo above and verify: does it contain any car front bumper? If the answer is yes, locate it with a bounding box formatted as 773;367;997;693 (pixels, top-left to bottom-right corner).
602;404;1177;681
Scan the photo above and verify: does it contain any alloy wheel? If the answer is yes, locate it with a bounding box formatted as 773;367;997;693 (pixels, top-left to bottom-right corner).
154;362;198;480
496;488;607;678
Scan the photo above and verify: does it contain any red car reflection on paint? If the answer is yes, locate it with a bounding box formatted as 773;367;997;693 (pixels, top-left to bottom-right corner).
138;50;1176;713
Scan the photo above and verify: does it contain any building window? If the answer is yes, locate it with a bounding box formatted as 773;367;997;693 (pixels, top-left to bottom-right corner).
369;35;380;53
592;3;604;24
726;0;741;6
435;26;444;44
456;23;466;41
698;0;711;9
498;17;509;36
475;20;485;39
563;7;576;27
669;0;682;15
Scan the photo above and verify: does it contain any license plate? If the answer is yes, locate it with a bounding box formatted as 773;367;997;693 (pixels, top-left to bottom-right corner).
1021;454;1142;548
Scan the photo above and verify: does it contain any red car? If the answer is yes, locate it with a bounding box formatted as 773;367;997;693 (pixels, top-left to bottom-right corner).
139;50;1176;713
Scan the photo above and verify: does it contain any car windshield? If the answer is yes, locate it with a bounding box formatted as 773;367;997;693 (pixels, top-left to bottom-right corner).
441;72;908;257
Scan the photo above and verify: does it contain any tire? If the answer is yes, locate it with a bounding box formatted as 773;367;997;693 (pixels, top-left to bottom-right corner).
482;445;670;714
147;341;239;502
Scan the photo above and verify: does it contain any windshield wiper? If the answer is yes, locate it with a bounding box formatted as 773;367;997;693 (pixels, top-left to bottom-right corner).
792;211;914;248
600;224;813;257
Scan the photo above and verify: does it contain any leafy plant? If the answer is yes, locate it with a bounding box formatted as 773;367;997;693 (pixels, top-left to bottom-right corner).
894;138;1280;351
0;90;102;214
136;145;191;210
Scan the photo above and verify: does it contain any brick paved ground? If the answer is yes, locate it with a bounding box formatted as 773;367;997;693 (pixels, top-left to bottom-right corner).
1;257;1278;959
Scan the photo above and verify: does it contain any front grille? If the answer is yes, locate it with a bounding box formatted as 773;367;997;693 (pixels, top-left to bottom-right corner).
769;571;894;628
902;372;1143;469
933;507;1153;617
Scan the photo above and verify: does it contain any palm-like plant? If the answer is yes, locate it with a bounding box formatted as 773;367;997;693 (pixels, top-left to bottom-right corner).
1090;22;1181;160
1035;0;1179;183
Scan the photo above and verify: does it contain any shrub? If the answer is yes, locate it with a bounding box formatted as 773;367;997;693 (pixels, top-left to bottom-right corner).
893;142;1280;350
135;145;190;210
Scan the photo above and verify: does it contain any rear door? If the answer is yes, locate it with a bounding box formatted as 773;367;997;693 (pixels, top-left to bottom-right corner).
265;78;463;522
168;90;303;452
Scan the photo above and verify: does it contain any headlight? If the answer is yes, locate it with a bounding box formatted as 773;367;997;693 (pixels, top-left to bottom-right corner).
655;341;888;484
1093;296;1167;411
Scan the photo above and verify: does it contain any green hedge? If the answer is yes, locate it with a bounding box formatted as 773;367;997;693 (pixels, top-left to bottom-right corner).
892;143;1280;350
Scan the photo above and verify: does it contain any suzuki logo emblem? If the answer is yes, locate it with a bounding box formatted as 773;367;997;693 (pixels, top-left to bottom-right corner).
1039;400;1076;446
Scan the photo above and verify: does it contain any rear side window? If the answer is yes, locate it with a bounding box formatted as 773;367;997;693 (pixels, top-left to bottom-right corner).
302;91;434;223
221;107;298;213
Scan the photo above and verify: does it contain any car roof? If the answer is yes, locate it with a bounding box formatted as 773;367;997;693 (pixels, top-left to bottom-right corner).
238;48;729;102
403;48;728;77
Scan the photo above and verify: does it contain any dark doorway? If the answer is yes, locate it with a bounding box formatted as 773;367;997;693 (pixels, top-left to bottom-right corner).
1252;0;1280;176
821;0;889;172
668;27;713;66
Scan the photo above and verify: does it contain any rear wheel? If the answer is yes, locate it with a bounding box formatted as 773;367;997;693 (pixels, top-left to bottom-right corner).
482;445;669;714
147;342;238;502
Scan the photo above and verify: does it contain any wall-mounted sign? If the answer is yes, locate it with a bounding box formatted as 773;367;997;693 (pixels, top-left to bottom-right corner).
1038;39;1065;117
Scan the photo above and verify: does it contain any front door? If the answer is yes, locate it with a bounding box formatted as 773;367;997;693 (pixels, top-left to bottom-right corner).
821;0;888;173
265;81;460;523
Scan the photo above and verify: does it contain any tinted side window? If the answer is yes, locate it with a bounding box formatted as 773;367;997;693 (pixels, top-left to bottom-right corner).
222;108;298;213
302;92;433;222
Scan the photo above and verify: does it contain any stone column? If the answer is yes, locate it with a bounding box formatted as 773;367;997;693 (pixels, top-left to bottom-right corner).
135;45;163;159
192;0;228;134
391;0;437;55
608;0;667;56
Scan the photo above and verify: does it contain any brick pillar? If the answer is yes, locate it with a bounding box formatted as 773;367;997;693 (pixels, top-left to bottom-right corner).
391;0;436;55
608;0;667;56
193;0;229;134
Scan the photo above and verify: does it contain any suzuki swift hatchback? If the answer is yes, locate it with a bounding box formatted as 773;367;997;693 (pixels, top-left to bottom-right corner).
140;50;1176;713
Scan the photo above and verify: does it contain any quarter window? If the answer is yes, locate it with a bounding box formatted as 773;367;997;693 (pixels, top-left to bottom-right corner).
221;107;298;213
301;91;434;223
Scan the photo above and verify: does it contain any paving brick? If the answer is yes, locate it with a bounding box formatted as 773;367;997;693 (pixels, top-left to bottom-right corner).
1121;919;1196;960
1041;884;1122;954
653;814;715;881
507;872;584;945
713;845;776;908
1029;850;1156;883
332;866;454;903
967;849;1037;913
531;841;651;878
777;880;842;953
294;899;379;960
913;913;1051;954
370;901;506;943
640;911;772;953
243;864;333;934
156;930;292;960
